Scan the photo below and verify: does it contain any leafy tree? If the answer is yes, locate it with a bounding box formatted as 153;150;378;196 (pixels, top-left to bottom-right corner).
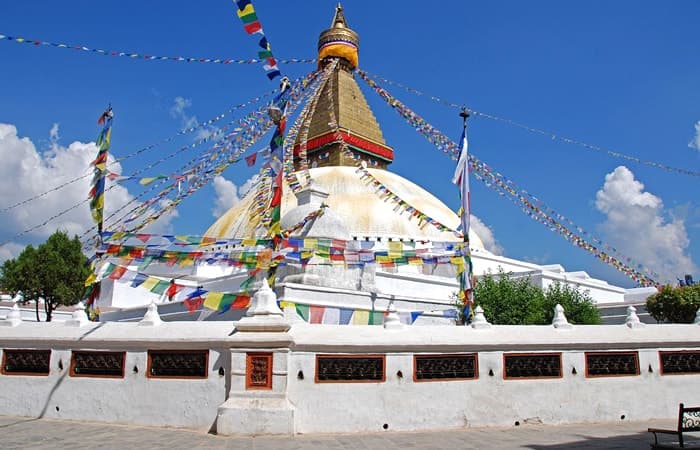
469;270;601;325
542;281;601;325
0;231;90;322
646;284;700;323
472;271;546;325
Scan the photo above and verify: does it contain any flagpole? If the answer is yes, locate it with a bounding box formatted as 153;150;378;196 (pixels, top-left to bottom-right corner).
455;108;473;324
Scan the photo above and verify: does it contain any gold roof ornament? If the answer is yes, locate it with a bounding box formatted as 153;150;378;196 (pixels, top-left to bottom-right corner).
318;3;359;70
292;4;392;171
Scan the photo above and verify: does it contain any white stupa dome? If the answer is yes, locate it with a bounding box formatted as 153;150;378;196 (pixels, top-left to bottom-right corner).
205;166;485;250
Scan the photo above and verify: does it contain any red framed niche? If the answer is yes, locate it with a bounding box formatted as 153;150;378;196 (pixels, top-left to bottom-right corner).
315;354;386;383
413;353;479;382
584;351;640;378
146;349;209;379
503;352;563;380
70;350;126;378
659;350;700;376
1;349;51;376
246;352;273;390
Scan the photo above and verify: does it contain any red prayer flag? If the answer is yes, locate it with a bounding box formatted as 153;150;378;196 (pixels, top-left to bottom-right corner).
245;152;257;167
243;21;262;34
184;297;203;313
232;295;251;309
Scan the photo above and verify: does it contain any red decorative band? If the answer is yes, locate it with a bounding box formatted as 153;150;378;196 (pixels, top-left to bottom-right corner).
294;131;394;162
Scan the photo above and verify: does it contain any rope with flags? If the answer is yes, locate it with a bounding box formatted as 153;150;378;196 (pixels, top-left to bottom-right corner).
233;0;291;288
89;105;114;239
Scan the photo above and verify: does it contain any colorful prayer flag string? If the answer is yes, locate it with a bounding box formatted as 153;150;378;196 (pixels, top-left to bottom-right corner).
360;69;700;178
358;71;659;286
0;33;314;66
89;105;114;237
232;0;283;80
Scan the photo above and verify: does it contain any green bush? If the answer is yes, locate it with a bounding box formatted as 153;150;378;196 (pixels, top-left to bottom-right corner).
0;231;89;322
543;281;601;325
470;271;601;325
646;284;700;323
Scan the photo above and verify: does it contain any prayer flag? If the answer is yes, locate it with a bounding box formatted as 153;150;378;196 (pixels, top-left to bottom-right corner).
352;310;369;325
452;125;470;239
339;308;353;325
245;152;257;166
204;291;224;310
309;305;325;324
322;307;340;324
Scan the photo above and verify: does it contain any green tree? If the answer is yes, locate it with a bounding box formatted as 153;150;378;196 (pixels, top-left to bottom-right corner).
469;271;601;325
542;281;601;325
472;271;546;325
646;284;700;323
0;231;90;322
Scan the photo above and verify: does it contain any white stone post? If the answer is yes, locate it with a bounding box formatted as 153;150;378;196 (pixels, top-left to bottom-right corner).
625;305;645;329
65;304;90;327
471;305;492;329
138;301;162;326
552;304;572;329
0;303;22;327
383;301;403;330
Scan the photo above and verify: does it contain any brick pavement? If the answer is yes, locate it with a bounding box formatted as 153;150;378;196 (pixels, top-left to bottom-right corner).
0;415;680;449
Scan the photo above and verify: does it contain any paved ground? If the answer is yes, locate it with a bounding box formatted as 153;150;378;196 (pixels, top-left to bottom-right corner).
0;415;691;449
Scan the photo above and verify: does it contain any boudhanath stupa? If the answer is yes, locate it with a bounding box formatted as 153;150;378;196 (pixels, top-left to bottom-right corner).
94;5;653;323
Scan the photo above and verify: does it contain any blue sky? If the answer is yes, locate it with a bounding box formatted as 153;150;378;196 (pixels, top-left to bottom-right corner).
0;1;698;288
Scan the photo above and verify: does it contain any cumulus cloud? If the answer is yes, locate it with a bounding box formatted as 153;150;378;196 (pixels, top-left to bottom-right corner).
212;176;240;218
49;123;60;144
0;123;178;260
169;96;215;140
689;121;700;151
211;174;260;218
471;215;504;255
595;166;697;283
0;242;26;263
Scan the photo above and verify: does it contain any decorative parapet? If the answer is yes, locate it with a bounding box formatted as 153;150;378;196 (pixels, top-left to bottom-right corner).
139;302;162;327
625;305;645;329
0;303;22;327
552;304;572;329
471;305;492;329
383;301;402;330
233;279;290;332
65;304;89;327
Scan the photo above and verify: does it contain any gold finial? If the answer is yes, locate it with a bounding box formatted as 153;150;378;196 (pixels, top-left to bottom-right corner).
318;3;359;70
332;3;347;28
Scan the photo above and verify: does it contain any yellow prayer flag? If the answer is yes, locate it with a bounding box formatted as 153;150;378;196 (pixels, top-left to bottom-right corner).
352;310;369;325
204;292;225;310
236;3;255;17
388;241;403;257
280;301;296;309
140;277;159;291
84;272;96;286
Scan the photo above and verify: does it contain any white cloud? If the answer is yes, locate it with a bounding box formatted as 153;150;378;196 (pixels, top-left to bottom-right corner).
211;174;261;218
169;96;216;140
689;121;700;151
0;123;181;256
595;166;697;283
49;123;60;144
0;242;26;263
471;215;504;255
212;176;240;218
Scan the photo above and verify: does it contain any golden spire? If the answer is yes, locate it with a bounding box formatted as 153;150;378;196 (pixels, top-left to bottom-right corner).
318;3;359;70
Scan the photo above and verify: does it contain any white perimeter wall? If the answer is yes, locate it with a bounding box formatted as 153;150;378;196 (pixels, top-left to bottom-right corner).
0;320;699;434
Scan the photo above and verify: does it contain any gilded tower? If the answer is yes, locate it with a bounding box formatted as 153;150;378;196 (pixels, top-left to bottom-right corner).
293;4;394;170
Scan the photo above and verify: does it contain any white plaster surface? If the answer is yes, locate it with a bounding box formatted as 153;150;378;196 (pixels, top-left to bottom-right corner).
0;320;698;434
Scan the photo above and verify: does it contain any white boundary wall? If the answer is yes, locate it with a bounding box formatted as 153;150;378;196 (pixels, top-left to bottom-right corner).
1;319;699;434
